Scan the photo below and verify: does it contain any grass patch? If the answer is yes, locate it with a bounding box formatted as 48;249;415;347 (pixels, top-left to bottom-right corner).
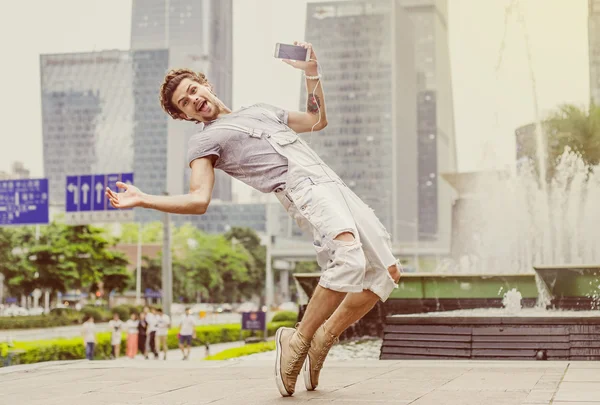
205;340;276;360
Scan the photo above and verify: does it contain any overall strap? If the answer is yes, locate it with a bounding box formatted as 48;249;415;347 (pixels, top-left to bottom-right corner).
205;123;263;138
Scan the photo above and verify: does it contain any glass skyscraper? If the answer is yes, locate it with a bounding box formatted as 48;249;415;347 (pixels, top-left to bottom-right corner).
131;0;233;203
302;0;455;250
41;49;169;214
589;0;600;103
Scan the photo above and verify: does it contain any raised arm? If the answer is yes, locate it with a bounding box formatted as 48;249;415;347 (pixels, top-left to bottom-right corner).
105;157;216;215
283;41;328;134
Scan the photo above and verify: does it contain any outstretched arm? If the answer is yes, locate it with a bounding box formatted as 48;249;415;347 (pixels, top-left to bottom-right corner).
105;157;216;215
283;41;328;133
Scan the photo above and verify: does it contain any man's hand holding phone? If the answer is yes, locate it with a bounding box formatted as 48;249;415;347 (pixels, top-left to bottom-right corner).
276;41;319;76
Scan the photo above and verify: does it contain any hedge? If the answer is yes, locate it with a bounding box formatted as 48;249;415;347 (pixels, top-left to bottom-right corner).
271;311;298;323
0;313;82;330
205;340;276;360
4;321;294;367
0;305;147;330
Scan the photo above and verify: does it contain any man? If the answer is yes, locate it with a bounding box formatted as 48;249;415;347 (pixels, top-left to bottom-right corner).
106;41;401;397
178;308;196;360
144;306;159;359
155;308;171;360
81;316;96;361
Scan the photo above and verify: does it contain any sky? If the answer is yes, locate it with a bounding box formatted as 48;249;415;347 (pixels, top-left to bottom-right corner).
0;0;590;177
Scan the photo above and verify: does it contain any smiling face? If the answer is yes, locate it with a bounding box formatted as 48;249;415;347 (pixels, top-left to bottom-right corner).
171;78;222;123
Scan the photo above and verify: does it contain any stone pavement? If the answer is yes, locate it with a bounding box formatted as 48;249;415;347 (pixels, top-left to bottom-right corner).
1;359;599;405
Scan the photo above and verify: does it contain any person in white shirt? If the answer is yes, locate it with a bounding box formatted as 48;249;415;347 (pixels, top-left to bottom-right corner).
178;308;196;360
126;313;140;359
108;313;124;359
144;306;159;359
155;308;171;360
81;316;96;360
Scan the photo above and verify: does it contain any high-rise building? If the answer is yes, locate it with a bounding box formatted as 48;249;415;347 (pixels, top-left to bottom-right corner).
130;0;233;202
40;50;169;215
0;162;30;180
589;0;600;103
302;1;418;244
399;0;456;246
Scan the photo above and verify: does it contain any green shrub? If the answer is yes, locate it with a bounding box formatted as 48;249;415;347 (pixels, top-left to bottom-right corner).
271;311;298;323
111;304;144;321
49;308;77;317
0;313;81;330
4;321;294;367
205;341;276;360
80;306;107;322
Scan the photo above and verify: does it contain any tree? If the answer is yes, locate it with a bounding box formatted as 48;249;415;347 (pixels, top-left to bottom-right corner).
543;103;600;180
119;221;163;244
172;224;254;303
224;227;266;299
10;222;131;298
140;255;162;292
0;227;17;286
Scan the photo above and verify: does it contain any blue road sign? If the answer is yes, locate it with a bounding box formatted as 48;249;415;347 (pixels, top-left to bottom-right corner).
65;173;134;224
79;175;92;212
106;173;120;211
92;174;106;211
0;178;49;226
65;175;79;213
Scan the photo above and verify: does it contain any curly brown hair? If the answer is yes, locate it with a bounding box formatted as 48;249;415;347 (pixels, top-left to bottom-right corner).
159;68;210;120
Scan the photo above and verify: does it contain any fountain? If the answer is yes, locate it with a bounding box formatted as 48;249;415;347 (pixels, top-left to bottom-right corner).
380;151;600;360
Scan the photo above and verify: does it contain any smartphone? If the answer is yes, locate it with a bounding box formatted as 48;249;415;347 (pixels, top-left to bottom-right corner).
274;43;310;62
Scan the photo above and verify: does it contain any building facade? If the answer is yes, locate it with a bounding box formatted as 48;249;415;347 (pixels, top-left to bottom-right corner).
589;0;600;103
130;0;233;203
40;50;169;215
302;0;418;245
399;0;456;246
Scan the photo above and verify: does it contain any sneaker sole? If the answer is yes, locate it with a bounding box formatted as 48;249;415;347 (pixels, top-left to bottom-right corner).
275;328;292;397
303;355;316;391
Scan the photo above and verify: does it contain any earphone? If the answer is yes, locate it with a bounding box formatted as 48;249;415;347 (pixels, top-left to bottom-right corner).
308;58;323;145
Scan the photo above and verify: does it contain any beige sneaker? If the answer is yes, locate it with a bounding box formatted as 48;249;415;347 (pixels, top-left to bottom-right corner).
303;323;339;391
275;327;311;397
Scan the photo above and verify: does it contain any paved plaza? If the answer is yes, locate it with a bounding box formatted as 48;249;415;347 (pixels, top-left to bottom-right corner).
1;358;599;404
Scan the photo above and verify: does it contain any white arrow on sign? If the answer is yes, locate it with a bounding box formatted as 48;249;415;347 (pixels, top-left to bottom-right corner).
81;183;90;205
15;191;19;206
95;182;104;204
67;183;78;205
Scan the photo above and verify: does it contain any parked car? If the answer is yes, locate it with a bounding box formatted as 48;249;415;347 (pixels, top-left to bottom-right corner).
278;301;298;312
236;302;259;313
2;305;28;317
27;307;45;316
216;303;233;313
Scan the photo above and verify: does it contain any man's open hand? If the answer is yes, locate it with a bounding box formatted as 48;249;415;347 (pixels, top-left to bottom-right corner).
282;41;319;76
105;182;144;209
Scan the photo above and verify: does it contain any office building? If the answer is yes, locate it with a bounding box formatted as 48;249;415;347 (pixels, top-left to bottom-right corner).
130;0;233;202
302;0;456;249
41;50;169;215
302;1;418;244
399;0;456;245
0;162;30;180
589;0;600;103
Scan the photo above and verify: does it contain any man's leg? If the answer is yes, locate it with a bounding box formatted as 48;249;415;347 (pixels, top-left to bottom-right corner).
179;339;185;359
275;232;365;397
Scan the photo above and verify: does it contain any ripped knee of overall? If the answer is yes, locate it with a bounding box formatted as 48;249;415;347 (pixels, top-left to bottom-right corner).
329;231;365;270
333;231;355;243
388;261;402;283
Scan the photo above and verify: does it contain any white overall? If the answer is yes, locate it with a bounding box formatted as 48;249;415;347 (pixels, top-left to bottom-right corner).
205;108;399;301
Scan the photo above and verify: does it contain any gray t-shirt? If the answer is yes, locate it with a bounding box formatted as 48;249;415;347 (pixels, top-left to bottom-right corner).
187;103;290;193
